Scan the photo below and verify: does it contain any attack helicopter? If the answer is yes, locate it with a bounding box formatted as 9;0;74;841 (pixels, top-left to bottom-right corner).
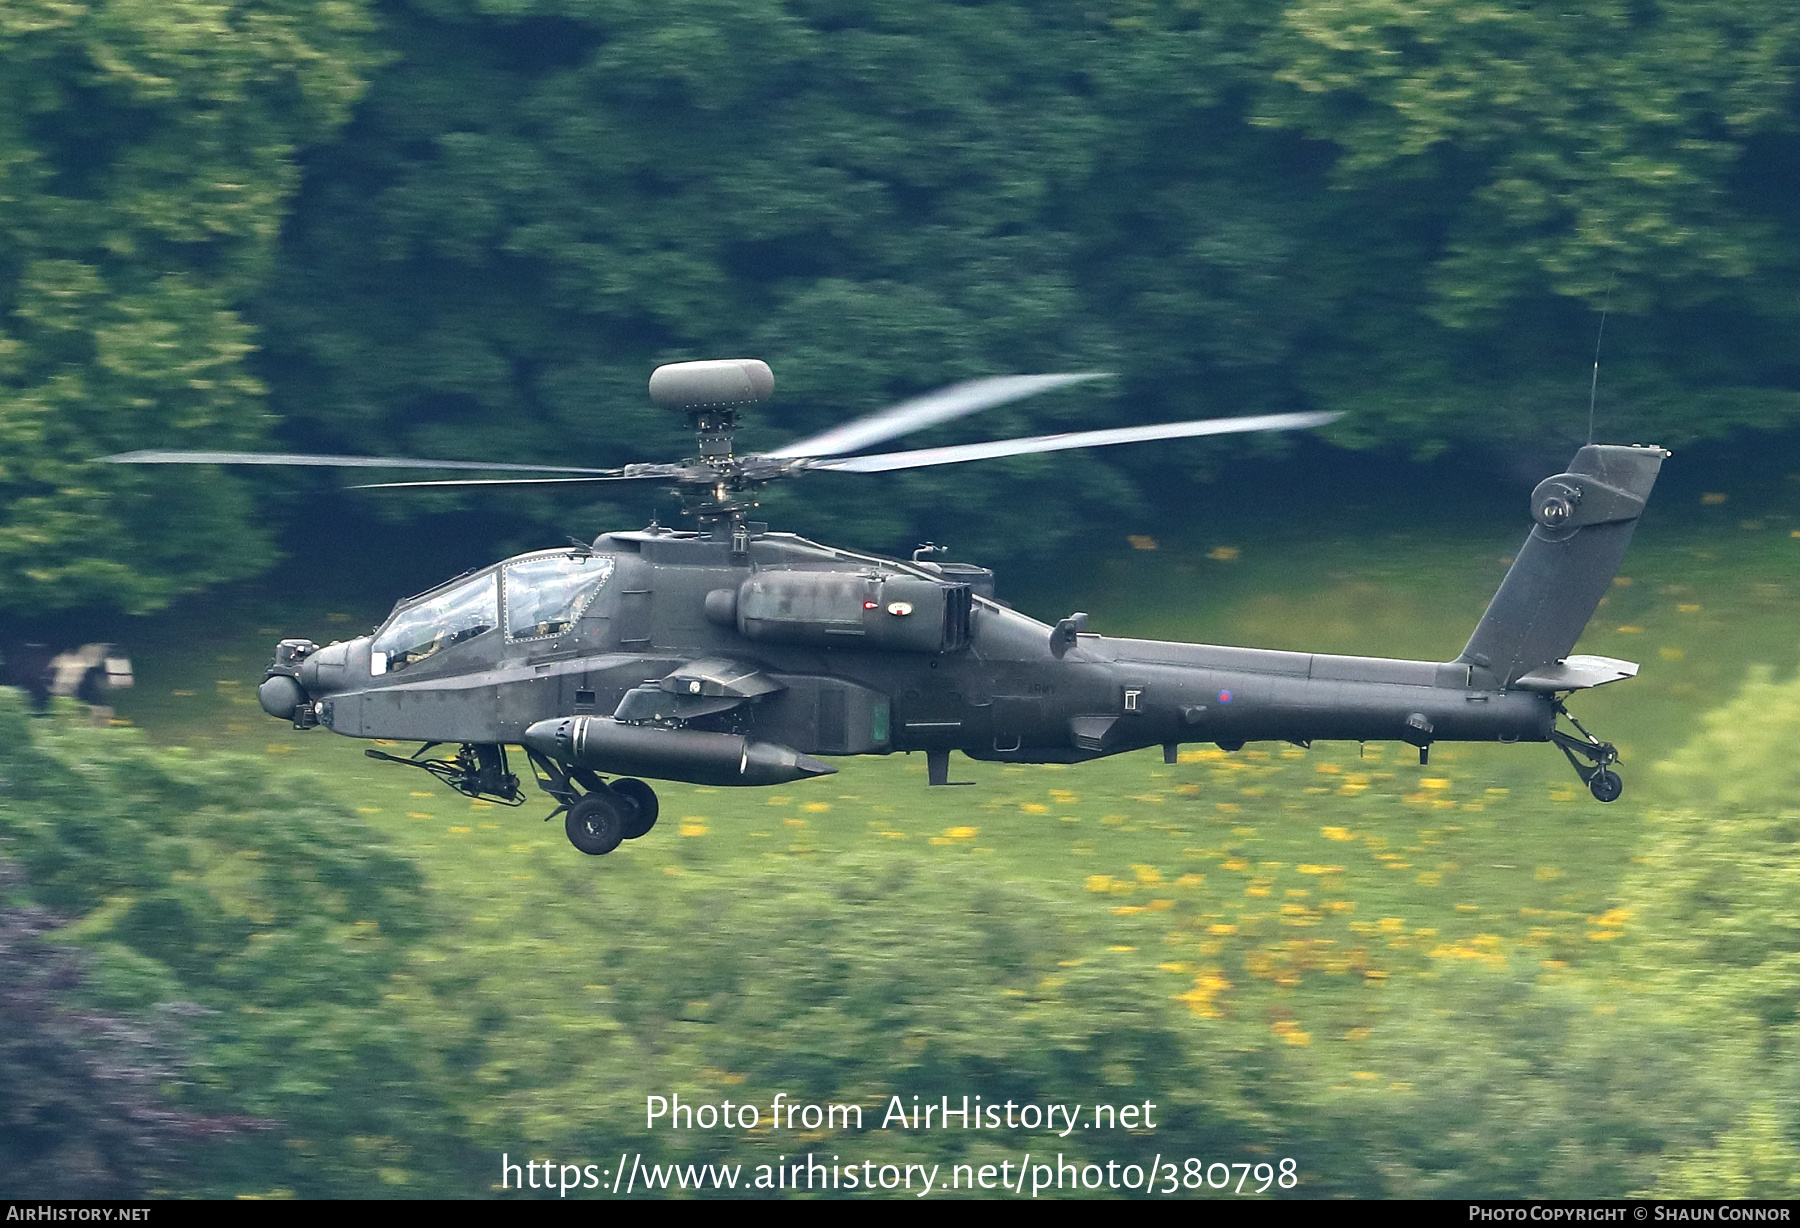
107;359;1666;856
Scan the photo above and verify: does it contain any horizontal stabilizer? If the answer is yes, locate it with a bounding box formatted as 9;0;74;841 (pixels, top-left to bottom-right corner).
1512;655;1640;692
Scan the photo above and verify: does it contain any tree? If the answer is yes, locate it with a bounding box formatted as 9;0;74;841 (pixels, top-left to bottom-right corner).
0;696;475;1196
0;859;258;1196
252;0;1348;564
0;0;380;614
252;0;1800;572
1253;0;1800;451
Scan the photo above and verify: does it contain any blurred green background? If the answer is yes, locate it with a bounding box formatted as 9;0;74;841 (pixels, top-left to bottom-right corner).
4;0;1800;1199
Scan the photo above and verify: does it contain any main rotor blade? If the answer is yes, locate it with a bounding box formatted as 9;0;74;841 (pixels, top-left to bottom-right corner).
100;450;619;476
763;373;1112;460
348;472;675;491
801;411;1340;473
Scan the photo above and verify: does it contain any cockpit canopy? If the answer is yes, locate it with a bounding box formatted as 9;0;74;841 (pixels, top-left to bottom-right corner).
503;552;615;640
371;552;616;674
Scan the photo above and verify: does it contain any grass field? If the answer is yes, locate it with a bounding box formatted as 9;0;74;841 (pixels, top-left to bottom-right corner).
96;486;1800;1194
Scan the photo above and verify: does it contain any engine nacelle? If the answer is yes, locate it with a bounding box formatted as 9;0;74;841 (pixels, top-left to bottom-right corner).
730;570;971;653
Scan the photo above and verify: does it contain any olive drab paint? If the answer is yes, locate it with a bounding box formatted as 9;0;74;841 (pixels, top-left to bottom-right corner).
109;361;1666;855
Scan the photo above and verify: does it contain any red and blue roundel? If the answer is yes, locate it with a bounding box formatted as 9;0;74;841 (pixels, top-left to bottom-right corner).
1217;689;1233;704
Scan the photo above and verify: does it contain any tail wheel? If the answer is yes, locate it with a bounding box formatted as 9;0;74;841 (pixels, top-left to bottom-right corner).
566;790;625;855
610;778;659;839
1589;769;1623;803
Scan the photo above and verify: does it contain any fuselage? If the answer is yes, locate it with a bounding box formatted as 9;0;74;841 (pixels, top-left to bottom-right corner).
272;527;1553;774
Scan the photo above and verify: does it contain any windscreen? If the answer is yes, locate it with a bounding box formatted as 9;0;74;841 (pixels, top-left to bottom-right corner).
504;553;615;641
372;573;498;673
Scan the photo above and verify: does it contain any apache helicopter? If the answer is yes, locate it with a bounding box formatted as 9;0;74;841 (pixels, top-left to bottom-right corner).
107;359;1665;856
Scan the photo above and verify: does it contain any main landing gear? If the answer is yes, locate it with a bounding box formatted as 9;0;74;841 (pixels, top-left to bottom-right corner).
1550;701;1623;802
365;741;660;854
523;747;660;855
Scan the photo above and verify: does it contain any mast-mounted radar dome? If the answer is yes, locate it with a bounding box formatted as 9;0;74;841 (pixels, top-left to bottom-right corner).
648;359;774;410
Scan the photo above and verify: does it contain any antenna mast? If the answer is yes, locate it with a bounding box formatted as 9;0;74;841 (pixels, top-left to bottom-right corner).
1587;280;1614;445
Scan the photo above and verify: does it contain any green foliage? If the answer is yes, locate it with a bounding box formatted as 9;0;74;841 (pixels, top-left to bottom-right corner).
1653;1103;1800;1200
20;510;1800;1197
0;694;475;1196
7;1;1800;605
0;0;380;613
0;858;247;1197
1252;655;1800;1198
1258;0;1800;319
1625;663;1800;1033
251;0;1357;562
1249;1;1800;453
659;857;1259;1131
411;844;1309;1183
1595;657;1800;1192
237;0;1800;569
1291;966;1744;1198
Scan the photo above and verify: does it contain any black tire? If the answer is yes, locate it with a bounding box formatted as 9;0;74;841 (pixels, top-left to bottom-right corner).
566;791;625;855
1589;769;1623;803
611;778;660;839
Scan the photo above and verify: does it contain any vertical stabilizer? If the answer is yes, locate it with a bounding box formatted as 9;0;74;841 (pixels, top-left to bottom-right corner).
1459;444;1668;688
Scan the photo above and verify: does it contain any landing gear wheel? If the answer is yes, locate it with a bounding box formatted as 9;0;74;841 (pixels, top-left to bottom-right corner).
1551;701;1624;805
1589;769;1623;803
610;778;659;839
566;791;625;855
